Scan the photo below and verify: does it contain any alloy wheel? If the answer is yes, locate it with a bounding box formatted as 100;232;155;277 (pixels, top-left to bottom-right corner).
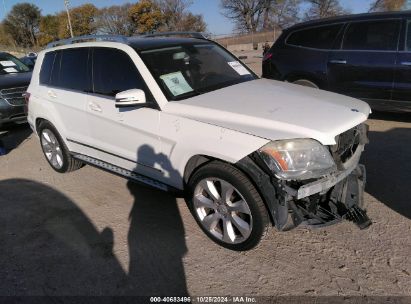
193;178;253;244
41;129;64;169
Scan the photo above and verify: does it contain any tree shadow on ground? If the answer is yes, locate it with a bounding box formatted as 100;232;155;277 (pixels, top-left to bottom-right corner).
362;128;411;220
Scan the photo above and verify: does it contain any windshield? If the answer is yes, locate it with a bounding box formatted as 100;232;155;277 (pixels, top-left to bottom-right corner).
139;43;257;101
0;53;30;75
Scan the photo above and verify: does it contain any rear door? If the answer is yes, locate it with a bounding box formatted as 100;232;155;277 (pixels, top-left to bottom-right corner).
85;47;163;180
392;18;411;111
39;48;92;149
327;19;400;102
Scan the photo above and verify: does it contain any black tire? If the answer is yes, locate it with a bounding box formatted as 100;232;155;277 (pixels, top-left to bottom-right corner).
38;121;83;173
187;161;269;251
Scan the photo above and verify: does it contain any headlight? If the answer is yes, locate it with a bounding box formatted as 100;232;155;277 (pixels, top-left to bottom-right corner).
258;139;336;180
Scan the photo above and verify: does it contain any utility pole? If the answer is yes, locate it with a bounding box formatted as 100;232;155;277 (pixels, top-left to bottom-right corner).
64;0;74;38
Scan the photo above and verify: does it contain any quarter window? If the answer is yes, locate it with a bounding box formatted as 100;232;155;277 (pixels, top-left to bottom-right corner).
406;20;411;51
92;48;150;99
40;52;55;85
343;20;400;51
287;24;342;49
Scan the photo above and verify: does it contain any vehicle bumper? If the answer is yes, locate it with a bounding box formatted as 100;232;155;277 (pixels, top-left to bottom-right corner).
0;100;26;127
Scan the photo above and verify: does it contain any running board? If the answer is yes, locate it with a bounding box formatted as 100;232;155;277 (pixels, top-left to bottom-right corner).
73;154;169;192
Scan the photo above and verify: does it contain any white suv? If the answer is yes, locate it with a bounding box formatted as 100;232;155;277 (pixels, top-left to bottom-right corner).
27;34;372;251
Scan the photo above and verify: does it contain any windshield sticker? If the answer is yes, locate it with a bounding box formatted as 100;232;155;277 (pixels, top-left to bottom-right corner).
160;71;193;97
0;60;16;67
3;67;18;73
228;61;251;76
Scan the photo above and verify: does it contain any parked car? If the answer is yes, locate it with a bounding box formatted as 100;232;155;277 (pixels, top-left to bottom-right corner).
263;11;411;112
19;53;37;71
27;33;371;251
0;52;32;128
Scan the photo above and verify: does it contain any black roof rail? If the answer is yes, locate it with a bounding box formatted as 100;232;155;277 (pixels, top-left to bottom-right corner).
46;35;128;49
142;31;208;40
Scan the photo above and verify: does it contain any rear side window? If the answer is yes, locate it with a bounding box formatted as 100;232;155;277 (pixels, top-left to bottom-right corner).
49;51;62;88
287;24;342;49
343;20;400;51
59;48;90;91
40;52;55;85
92;48;150;99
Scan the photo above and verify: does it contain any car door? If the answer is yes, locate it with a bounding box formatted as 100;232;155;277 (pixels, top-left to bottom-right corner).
327;19;400;102
40;48;92;150
86;47;163;180
392;18;411;111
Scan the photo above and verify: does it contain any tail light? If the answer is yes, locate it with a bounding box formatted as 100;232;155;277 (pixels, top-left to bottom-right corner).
23;92;31;114
263;52;273;62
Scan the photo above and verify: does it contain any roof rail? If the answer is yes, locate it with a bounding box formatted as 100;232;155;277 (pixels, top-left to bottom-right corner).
46;35;128;49
142;31;208;40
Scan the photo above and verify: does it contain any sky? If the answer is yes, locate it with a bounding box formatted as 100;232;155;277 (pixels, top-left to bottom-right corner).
0;0;376;35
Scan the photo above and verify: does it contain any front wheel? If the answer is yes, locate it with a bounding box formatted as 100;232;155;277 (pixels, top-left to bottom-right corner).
292;79;319;89
187;161;269;251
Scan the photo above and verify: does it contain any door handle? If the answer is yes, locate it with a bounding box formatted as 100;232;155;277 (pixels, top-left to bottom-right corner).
329;60;347;64
401;61;411;66
47;90;57;98
88;102;102;112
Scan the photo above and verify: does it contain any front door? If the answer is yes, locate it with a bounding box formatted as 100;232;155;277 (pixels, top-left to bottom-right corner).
86;47;163;180
327;19;400;103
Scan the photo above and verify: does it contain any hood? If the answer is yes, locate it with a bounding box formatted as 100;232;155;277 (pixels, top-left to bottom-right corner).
0;72;32;90
163;79;370;145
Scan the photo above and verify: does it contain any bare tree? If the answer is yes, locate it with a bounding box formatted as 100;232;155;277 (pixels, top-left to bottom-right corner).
304;0;349;20
369;0;406;12
96;4;135;36
157;0;207;32
220;0;266;33
263;0;301;30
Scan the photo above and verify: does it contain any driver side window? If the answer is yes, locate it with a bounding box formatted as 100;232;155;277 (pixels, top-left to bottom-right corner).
92;47;154;101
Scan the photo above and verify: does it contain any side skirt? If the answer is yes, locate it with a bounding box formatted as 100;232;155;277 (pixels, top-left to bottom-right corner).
72;153;180;194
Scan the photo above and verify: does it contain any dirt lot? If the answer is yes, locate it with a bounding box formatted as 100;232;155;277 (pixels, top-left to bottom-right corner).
0;57;410;298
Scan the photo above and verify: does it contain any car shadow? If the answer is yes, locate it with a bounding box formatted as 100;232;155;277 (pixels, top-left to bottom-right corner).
0;124;32;155
362;128;411;219
0;178;188;295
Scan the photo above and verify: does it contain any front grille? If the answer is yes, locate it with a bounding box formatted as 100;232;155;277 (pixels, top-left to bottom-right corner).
0;86;28;106
332;125;361;164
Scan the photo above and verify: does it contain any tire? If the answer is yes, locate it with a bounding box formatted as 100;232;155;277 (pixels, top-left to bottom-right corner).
38;121;83;173
292;79;319;89
187;161;269;251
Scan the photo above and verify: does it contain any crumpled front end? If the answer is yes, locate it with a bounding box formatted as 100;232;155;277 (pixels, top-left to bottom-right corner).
276;123;371;230
237;123;371;232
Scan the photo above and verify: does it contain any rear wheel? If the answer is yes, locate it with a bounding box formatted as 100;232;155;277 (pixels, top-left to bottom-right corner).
292;79;319;89
39;122;82;173
187;161;269;251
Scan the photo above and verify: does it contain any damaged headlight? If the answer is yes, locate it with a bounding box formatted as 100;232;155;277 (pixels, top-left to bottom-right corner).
258;139;336;180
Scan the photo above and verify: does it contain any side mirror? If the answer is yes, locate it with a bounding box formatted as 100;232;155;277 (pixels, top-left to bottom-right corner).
115;89;146;108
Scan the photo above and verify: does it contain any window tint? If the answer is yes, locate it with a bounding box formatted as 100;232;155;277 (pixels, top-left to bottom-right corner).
58;48;90;91
287;24;342;49
343;20;400;51
92;48;149;98
40;52;55;85
406;20;411;51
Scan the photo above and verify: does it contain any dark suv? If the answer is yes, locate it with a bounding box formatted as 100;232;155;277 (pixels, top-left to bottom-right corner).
0;52;32;127
262;11;411;112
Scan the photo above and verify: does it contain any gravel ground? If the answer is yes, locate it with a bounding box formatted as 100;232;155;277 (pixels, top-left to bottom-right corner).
0;57;410;298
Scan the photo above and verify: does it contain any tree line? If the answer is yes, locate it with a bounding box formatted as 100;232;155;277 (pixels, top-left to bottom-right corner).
220;0;407;33
0;0;206;48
